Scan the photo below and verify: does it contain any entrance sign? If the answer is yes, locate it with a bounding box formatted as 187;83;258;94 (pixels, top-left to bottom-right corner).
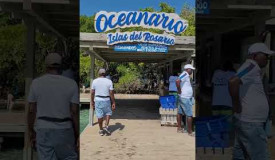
196;0;210;14
95;11;188;34
107;31;175;45
114;43;168;53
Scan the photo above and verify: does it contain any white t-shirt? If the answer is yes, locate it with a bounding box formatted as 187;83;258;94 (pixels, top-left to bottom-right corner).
28;74;79;129
178;71;193;98
212;70;235;107
91;77;114;101
234;59;269;122
169;76;178;92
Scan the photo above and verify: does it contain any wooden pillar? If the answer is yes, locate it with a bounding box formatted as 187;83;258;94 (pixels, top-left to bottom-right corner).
23;18;35;160
213;34;221;70
169;61;173;76
89;52;95;126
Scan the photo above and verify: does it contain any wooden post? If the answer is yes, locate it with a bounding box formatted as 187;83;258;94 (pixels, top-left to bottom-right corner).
23;18;35;160
89;52;95;126
169;61;173;76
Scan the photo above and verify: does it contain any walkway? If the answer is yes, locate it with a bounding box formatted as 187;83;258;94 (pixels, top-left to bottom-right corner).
80;94;195;160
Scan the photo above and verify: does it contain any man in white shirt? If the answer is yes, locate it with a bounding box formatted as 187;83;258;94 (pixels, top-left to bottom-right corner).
28;53;79;160
91;68;116;136
176;64;195;136
211;61;235;115
229;43;274;159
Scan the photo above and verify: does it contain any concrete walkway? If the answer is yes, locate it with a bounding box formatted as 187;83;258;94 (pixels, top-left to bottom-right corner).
80;94;195;160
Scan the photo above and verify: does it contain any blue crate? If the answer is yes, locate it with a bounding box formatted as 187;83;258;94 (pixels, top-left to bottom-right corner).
195;116;230;148
159;95;176;109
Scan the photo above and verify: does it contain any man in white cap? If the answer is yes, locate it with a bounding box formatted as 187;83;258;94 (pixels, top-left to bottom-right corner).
176;64;195;136
28;53;79;159
91;68;116;136
229;43;274;159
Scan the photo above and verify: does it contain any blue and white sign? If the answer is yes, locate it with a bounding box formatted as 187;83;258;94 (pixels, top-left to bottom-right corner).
196;0;210;14
107;31;175;45
95;11;188;34
114;43;168;53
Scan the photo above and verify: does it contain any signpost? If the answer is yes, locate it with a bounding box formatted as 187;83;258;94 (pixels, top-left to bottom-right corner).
114;43;168;53
94;11;188;48
95;11;188;34
107;31;175;45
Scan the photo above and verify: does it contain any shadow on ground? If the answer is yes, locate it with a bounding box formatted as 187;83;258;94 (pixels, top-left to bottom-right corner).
109;122;125;133
112;99;160;120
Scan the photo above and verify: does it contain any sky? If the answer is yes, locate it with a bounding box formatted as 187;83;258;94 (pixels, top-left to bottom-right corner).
80;0;195;16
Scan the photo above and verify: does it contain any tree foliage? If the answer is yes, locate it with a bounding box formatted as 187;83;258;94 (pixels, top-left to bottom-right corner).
0;13;76;98
80;15;95;33
0;24;26;94
79;52;104;86
180;4;195;36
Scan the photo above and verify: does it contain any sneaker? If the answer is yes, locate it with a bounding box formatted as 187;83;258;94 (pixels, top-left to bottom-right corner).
99;130;104;136
103;126;111;135
188;132;195;137
177;128;187;133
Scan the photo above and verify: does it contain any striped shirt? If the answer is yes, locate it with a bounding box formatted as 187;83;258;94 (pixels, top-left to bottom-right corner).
235;59;269;122
178;71;193;98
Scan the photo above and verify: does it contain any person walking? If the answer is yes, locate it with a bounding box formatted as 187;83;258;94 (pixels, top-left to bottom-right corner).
176;64;195;136
28;53;79;160
91;68;116;136
229;43;274;160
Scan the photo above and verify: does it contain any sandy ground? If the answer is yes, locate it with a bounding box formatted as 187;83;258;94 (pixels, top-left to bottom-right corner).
80;94;195;160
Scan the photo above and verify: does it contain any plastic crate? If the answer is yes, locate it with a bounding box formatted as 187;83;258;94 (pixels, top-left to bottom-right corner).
159;95;176;109
195;116;230;148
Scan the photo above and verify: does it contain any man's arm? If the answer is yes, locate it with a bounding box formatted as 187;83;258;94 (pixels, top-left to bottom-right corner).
176;79;181;95
70;103;79;142
110;90;116;110
229;76;242;113
28;102;37;147
91;89;95;109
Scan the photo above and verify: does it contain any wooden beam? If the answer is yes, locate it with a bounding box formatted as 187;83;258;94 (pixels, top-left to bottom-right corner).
23;17;35;160
89;53;95;126
23;0;31;10
80;33;195;45
158;51;193;64
25;10;65;39
90;47;107;62
227;5;273;10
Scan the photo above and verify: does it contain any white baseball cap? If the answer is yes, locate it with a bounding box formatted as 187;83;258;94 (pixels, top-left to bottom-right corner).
98;68;106;74
248;43;275;55
184;64;195;70
45;53;62;67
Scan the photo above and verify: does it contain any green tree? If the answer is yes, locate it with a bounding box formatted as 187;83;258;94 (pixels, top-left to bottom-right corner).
180;4;195;36
80;15;95;33
159;2;175;13
0;24;25;95
79;51;105;86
